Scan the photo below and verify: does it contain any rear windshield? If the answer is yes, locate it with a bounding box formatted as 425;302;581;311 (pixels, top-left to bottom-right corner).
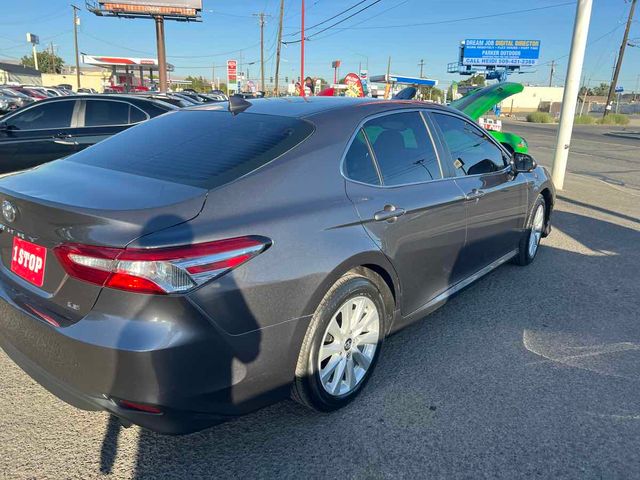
67;110;314;189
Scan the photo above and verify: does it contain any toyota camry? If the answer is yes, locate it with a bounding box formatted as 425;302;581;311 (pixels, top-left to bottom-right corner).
0;96;554;434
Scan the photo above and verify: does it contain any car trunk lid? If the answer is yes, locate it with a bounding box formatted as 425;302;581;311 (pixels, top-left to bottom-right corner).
0;161;207;324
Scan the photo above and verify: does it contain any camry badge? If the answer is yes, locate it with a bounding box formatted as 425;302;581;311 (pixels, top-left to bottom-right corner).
2;200;16;223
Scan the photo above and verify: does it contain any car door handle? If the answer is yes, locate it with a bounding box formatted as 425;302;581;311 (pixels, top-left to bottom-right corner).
52;134;78;146
465;189;486;201
374;205;406;222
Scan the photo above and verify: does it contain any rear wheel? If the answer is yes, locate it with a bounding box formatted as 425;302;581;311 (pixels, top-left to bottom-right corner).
514;194;546;266
292;273;386;411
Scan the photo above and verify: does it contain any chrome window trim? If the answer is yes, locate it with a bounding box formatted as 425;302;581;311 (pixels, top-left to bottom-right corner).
79;98;150;128
1;98;79;132
340;108;448;189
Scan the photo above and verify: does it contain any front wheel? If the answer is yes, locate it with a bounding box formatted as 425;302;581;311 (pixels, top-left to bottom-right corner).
514;194;546;266
292;273;386;411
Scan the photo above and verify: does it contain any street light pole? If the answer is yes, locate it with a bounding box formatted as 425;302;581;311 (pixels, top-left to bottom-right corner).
551;0;593;190
72;5;81;90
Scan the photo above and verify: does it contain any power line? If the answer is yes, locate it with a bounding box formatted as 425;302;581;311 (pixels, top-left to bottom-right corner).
310;0;409;41
285;0;369;37
283;0;382;44
342;1;575;30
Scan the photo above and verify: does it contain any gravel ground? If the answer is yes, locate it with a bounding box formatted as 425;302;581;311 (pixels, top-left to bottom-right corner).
1;123;638;480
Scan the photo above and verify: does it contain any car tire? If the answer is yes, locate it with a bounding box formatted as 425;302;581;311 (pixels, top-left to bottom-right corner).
514;194;546;266
292;272;387;411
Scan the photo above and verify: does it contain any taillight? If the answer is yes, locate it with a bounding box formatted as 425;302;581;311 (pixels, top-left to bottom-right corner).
54;236;270;295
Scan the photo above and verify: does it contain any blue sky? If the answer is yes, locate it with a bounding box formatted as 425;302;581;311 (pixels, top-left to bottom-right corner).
1;0;638;91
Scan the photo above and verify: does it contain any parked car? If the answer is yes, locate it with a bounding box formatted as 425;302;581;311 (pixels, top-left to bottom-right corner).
0;97;554;434
5;86;47;100
0;92;22;114
450;82;529;154
0;87;35;108
0;94;175;173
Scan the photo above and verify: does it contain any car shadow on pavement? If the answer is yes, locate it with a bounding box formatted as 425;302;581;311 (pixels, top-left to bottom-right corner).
99;208;640;479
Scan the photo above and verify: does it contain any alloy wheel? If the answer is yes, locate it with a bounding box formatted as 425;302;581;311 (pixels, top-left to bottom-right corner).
318;296;380;396
528;204;545;258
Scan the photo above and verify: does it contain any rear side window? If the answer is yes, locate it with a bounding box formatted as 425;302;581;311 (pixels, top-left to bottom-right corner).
84;100;145;126
7;100;75;130
363;112;441;186
344;129;380;185
432;113;507;176
67;111;314;189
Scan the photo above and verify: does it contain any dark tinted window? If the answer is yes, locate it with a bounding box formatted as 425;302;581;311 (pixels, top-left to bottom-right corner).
364;112;441;185
344;129;379;185
84;100;140;126
129;105;147;123
68;111;314;188
432;113;507;176
7;100;74;130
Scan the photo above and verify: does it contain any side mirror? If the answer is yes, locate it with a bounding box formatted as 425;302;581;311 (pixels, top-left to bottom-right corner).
0;122;9;133
511;152;537;173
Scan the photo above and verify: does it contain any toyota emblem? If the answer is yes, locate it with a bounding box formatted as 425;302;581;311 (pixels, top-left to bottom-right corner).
2;200;16;223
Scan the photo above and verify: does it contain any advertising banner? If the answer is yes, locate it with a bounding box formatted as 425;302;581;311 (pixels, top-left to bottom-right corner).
344;72;364;98
462;39;540;67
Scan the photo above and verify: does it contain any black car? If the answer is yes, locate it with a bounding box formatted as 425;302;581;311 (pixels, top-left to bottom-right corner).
0;95;175;174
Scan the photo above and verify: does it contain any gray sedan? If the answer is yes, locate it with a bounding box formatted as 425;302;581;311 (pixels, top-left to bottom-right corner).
0;97;554;434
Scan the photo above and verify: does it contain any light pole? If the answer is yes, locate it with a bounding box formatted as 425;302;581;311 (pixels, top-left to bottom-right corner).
551;0;593;190
72;5;81;90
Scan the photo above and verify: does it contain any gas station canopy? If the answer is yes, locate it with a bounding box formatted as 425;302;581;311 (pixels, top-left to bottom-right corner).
369;74;437;86
82;54;174;72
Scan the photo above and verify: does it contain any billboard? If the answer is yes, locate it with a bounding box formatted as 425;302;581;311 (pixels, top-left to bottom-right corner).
98;0;202;18
462;39;540;67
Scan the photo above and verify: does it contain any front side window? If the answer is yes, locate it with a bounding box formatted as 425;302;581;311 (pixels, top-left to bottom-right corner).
84;100;143;126
363;112;441;186
432;113;507;176
7;101;75;130
343;129;380;185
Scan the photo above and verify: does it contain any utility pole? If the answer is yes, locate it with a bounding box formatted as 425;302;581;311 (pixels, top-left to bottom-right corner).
154;15;168;92
211;63;215;90
49;42;55;73
72;5;81;90
548;60;555;87
384;56;392;99
274;0;284;96
603;0;637;118
418;59;425;78
551;0;593;190
253;12;270;92
300;0;305;96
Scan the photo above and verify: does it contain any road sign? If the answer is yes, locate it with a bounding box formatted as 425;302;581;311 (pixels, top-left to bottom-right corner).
26;33;39;45
462;39;541;67
615;86;624;93
227;59;238;93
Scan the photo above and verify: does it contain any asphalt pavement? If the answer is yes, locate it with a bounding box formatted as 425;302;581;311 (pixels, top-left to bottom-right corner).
1;122;639;479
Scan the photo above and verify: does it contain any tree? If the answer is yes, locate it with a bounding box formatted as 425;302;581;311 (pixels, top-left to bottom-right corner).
184;75;210;92
591;82;610;97
419;85;443;102
458;74;486;87
21;50;64;74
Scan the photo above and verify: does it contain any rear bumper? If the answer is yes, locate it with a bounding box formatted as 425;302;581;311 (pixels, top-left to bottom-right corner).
0;283;309;434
